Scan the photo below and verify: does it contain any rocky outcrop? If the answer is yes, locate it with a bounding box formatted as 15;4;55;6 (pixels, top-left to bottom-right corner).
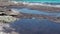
0;8;19;23
0;7;19;34
0;16;18;23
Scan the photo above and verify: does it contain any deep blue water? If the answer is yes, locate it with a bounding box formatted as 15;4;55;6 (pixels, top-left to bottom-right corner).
10;19;60;34
12;8;60;17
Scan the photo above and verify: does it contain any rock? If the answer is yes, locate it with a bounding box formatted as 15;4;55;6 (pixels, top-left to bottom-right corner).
0;16;18;23
0;23;10;34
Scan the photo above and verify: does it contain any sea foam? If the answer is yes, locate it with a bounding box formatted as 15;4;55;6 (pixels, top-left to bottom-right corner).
11;1;60;7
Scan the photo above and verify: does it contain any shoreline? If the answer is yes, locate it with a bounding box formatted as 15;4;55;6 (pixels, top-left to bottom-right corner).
1;1;60;12
11;1;60;7
0;1;60;23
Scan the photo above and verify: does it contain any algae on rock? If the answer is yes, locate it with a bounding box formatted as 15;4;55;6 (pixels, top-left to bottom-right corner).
0;16;18;23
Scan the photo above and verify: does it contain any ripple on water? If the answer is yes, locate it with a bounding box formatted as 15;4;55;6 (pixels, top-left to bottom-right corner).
9;19;60;34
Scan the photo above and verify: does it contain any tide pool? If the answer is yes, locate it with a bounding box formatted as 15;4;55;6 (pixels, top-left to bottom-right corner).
11;8;60;17
10;19;60;34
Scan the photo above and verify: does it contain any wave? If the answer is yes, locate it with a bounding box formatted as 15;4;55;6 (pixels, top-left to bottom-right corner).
11;1;60;5
11;0;60;3
10;1;60;7
10;1;19;4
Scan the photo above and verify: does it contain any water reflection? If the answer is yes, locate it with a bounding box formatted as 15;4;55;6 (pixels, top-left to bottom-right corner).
9;19;60;34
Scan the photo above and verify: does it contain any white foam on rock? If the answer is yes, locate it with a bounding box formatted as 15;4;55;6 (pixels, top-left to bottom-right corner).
11;1;60;8
11;1;18;4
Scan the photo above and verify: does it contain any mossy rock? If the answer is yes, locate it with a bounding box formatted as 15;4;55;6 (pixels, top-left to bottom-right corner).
0;16;18;23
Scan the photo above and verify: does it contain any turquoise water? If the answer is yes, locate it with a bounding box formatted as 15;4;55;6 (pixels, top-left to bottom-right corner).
13;0;60;3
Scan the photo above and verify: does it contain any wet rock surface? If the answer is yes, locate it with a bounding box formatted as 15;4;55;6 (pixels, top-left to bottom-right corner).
0;8;19;23
0;8;19;34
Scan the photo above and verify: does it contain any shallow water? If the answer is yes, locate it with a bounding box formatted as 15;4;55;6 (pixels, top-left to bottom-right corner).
12;8;60;17
10;19;60;34
13;0;60;3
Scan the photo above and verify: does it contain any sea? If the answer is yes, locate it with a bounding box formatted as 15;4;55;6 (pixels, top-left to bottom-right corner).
13;0;60;3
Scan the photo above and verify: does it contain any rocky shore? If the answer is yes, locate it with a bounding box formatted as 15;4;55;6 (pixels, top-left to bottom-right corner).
0;2;60;12
0;7;19;34
0;7;59;23
0;0;60;34
0;7;19;23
